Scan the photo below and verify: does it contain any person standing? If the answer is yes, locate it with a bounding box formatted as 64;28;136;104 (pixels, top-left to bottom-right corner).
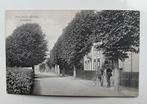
106;68;112;87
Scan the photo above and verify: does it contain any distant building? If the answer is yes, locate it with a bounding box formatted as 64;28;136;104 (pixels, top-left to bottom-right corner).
84;43;139;73
84;45;105;72
84;42;112;73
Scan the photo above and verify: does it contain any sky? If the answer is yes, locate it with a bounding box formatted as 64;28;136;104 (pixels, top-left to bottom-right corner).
6;10;78;51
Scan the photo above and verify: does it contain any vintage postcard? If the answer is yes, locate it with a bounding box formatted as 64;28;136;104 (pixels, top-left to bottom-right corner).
6;10;139;96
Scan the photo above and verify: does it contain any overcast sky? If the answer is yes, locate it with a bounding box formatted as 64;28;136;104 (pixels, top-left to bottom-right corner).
6;10;78;51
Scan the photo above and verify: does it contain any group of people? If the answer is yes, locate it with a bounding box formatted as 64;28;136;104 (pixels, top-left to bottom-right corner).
95;68;113;87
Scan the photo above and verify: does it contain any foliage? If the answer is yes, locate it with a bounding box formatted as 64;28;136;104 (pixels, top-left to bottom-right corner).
6;23;48;67
50;10;140;73
94;10;140;90
46;58;53;69
95;10;140;60
51;10;97;71
6;67;34;94
39;63;46;72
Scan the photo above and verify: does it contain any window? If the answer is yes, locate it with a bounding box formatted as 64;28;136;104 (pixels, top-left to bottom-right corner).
105;60;109;64
97;58;100;62
94;59;96;62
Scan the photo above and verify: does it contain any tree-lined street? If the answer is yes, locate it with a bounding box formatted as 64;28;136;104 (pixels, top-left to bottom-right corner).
6;10;139;96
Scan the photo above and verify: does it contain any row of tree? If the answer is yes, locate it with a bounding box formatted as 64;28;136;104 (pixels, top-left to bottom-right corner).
48;10;140;90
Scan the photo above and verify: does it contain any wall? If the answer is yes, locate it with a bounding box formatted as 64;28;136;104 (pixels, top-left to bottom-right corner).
120;72;139;88
0;0;147;104
119;52;139;72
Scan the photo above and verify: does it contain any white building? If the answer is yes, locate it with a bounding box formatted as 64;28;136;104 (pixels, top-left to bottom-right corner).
84;45;105;71
84;43;139;73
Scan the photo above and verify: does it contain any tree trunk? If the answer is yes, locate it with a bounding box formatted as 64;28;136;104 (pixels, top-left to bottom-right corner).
63;68;65;76
73;66;76;79
32;66;35;74
113;59;120;91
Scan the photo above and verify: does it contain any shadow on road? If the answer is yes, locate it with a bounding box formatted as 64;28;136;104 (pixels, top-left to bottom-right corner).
34;75;59;78
34;71;59;78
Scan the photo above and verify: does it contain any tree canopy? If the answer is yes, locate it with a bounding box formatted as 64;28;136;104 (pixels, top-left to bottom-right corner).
49;10;140;72
95;10;140;60
6;23;48;67
50;10;97;70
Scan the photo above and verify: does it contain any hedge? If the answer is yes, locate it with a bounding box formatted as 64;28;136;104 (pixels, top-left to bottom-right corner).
6;67;34;94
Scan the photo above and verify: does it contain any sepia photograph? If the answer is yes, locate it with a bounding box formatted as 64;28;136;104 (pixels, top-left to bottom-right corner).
5;10;139;96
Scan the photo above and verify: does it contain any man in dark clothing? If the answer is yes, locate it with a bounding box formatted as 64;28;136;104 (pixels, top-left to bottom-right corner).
106;68;112;87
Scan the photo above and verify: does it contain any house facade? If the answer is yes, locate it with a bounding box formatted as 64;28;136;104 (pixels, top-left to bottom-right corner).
84;43;139;72
84;45;105;72
84;42;113;73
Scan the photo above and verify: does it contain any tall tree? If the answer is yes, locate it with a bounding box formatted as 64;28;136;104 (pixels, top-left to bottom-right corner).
6;23;48;72
95;10;140;90
51;10;98;77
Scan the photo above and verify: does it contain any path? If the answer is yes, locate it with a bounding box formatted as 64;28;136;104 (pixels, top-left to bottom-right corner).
32;72;138;96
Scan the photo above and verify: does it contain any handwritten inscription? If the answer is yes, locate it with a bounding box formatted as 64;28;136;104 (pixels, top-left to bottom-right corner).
16;15;39;21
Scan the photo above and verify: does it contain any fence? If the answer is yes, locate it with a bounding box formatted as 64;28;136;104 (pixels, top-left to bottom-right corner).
76;70;139;88
120;72;139;88
76;70;96;80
